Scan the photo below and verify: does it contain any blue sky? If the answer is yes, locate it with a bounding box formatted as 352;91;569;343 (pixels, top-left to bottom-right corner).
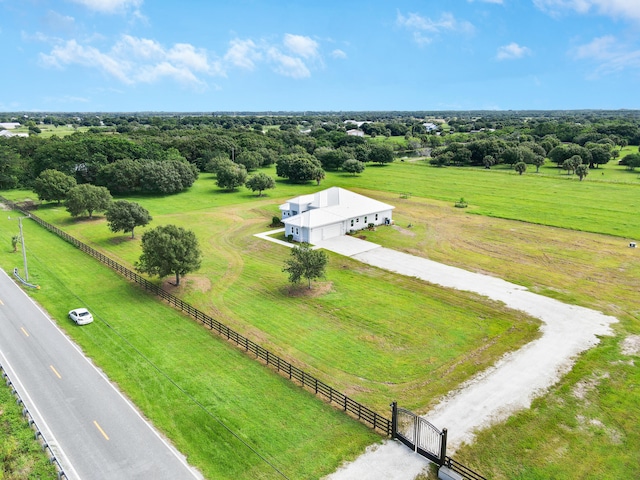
1;0;640;112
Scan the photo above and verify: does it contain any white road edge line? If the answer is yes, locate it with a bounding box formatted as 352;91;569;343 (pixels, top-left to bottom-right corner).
1;268;203;480
0;349;81;480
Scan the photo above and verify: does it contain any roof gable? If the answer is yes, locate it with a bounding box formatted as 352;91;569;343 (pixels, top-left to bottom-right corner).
283;187;394;229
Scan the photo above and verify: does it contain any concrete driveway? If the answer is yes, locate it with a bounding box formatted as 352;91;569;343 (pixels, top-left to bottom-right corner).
314;235;381;256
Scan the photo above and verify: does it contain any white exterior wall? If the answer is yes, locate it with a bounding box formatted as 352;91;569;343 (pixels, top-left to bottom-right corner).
286;224;302;242
346;209;393;232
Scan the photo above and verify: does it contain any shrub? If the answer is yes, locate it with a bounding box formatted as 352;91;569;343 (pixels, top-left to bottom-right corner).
455;197;468;208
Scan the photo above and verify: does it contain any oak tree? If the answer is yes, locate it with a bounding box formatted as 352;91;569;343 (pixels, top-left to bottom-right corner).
135;225;202;286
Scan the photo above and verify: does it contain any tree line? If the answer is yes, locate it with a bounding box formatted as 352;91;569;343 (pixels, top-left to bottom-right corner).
2;112;640;194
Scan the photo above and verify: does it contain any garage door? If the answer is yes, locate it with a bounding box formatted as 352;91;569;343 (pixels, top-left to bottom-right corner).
321;223;342;240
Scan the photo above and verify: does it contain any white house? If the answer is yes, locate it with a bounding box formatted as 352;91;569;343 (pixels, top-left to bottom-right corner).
346;129;365;137
280;187;394;243
0;130;28;138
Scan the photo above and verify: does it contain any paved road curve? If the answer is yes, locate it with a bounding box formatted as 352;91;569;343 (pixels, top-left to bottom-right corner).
0;269;202;480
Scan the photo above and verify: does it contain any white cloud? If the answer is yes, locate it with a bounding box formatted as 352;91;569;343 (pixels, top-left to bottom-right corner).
40;39;132;83
224;35;323;79
113;35;164;59
534;0;640;21
496;42;532;60
136;62;204;87
573;35;640;76
283;34;319;58
397;11;474;45
69;0;143;14
42;11;76;34
39;35;220;88
223;38;261;70
267;47;311;79
44;94;90;104
331;49;347;59
39;32;327;85
166;43;211;72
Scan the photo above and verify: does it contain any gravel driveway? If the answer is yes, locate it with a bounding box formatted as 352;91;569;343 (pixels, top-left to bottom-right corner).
314;237;617;480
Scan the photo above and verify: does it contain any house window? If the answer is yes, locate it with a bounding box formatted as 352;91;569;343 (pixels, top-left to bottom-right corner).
375;214;378;221
292;210;298;215
356;218;359;223
350;219;354;227
364;216;368;223
295;228;299;235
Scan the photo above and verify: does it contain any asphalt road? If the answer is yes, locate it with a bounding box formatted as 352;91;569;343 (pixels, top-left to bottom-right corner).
0;269;202;480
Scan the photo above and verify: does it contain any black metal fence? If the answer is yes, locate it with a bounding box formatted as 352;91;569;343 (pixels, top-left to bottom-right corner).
443;456;488;480
1;198;392;436
3;198;489;479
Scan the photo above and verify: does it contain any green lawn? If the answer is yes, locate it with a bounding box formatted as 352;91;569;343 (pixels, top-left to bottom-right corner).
3;157;640;478
5;176;540;414
0;215;380;480
10;124;92;138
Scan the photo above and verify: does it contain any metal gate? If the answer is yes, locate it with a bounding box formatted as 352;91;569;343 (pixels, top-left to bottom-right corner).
391;402;447;465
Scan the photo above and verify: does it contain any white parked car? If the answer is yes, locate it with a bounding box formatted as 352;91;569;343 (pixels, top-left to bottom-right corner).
68;308;94;325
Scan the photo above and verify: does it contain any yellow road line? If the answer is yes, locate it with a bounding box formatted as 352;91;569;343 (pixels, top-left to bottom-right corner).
49;365;62;379
93;421;110;440
21;327;29;337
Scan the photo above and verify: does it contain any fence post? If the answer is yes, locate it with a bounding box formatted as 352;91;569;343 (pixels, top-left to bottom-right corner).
439;428;448;466
391;401;398;439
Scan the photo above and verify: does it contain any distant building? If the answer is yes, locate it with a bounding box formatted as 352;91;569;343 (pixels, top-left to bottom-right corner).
0;122;21;130
0;130;28;138
343;120;369;128
346;129;364;137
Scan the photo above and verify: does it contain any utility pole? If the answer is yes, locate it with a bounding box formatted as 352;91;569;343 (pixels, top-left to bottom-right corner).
9;215;29;281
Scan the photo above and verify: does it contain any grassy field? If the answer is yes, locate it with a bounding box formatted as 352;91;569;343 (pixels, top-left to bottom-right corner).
2;157;640;478
9;124;92;138
330;160;639;239
0;214;381;479
0;379;58;479
2;173;541;414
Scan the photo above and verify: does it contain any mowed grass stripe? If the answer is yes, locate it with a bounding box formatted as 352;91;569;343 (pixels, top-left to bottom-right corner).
4;175;542;415
327;162;640;239
0;214;380;480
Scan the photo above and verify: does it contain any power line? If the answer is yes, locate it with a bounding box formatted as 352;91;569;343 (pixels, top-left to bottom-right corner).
29;251;291;480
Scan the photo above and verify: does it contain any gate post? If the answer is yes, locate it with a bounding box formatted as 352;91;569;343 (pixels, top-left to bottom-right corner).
439;428;448;466
390;401;398;438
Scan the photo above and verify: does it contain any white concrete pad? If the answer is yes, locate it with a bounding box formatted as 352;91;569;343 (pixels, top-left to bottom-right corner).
314;235;381;256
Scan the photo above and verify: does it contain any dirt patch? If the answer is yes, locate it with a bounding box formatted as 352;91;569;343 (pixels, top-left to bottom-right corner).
572;372;609;401
109;236;134;245
392;225;416;237
284;281;333;298
620;335;640;356
575;415;623;444
186;276;212;293
160;275;211;293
